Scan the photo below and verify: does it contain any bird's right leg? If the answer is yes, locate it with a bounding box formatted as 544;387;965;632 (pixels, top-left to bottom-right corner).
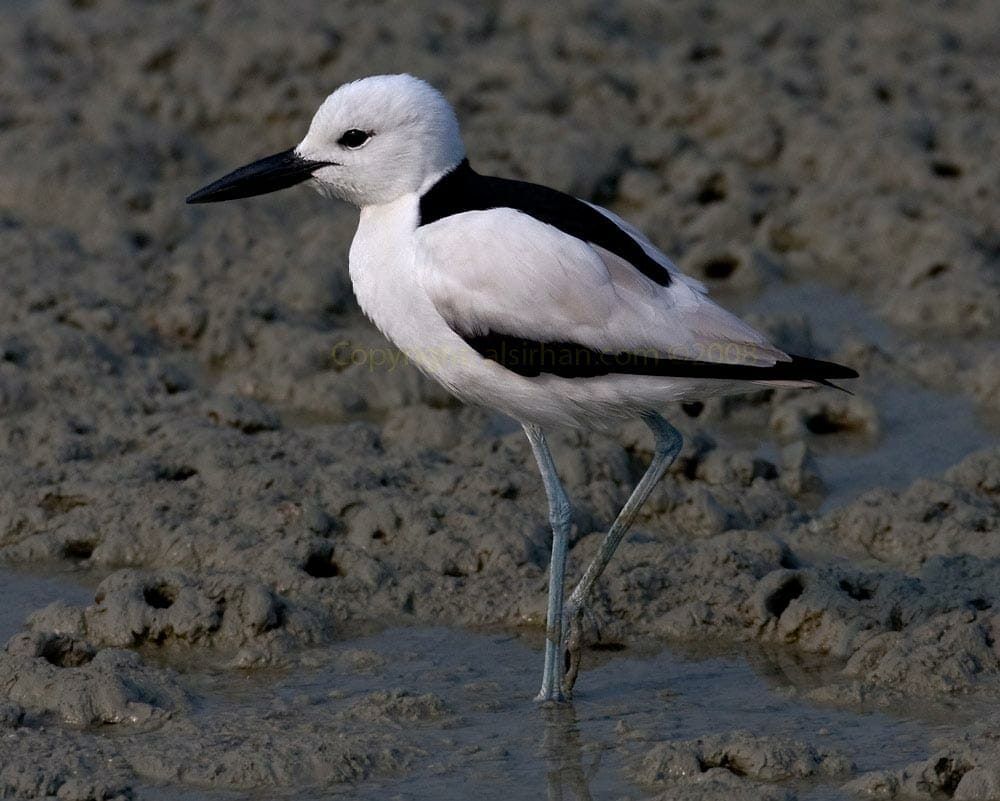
523;423;573;703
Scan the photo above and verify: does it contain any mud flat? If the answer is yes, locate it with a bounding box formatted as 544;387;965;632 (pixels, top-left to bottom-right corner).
2;0;1000;798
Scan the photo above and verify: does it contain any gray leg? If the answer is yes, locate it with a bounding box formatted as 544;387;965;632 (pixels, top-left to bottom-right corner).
523;423;573;703
561;412;682;696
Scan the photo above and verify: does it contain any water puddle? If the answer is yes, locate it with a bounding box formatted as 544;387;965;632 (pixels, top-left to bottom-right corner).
0;565;93;642
743;282;999;510
0;557;966;800
168;626;950;801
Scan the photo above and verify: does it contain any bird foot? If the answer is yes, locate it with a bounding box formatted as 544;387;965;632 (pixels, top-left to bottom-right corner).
534;687;569;705
560;602;587;697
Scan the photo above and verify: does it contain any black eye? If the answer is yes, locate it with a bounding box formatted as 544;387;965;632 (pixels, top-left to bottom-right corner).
337;129;371;149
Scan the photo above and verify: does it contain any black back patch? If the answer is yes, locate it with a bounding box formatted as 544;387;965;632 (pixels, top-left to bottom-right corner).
419;160;672;287
462;330;859;384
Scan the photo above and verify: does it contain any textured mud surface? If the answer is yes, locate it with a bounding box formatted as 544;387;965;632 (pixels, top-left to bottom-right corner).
2;0;1000;799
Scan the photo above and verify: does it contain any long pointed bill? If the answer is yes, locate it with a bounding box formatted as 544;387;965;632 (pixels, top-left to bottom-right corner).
186;148;336;204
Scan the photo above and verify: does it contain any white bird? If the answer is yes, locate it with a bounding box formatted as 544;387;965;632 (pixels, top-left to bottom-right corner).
187;73;856;703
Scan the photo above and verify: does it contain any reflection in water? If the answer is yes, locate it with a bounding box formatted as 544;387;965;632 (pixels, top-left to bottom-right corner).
541;704;597;801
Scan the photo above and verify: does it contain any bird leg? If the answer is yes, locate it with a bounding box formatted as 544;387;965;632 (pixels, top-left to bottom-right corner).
561;412;682;697
523;423;573;703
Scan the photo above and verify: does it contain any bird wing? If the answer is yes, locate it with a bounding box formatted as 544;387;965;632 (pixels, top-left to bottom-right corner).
415;206;788;372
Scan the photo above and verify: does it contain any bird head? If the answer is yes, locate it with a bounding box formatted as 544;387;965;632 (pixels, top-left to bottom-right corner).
186;74;465;208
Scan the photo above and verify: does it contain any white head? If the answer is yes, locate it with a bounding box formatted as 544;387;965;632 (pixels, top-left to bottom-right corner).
186;74;465;208
298;75;465;206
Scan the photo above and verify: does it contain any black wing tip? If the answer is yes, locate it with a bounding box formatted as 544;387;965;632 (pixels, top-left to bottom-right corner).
823;380;855;395
784;353;859;382
458;331;862;386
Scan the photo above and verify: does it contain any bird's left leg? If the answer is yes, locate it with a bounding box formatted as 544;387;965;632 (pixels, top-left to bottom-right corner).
523;423;573;703
561;412;682;696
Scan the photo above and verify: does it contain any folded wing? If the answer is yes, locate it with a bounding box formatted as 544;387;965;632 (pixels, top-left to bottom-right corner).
416;205;856;384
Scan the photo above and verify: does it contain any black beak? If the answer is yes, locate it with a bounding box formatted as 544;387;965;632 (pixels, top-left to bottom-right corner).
186;148;336;204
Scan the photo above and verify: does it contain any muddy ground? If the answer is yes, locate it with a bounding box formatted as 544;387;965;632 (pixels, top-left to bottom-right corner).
2;0;1000;799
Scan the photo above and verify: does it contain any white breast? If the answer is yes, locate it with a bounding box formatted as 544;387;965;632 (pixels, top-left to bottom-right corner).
348;196;420;338
348;195;479;395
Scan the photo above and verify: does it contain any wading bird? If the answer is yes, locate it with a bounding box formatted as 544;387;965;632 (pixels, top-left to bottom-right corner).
187;74;856;702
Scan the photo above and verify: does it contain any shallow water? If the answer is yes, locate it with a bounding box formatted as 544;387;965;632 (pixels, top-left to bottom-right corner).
813;380;994;510
0;566;92;643
0;560;954;799
138;626;949;801
743;282;999;510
